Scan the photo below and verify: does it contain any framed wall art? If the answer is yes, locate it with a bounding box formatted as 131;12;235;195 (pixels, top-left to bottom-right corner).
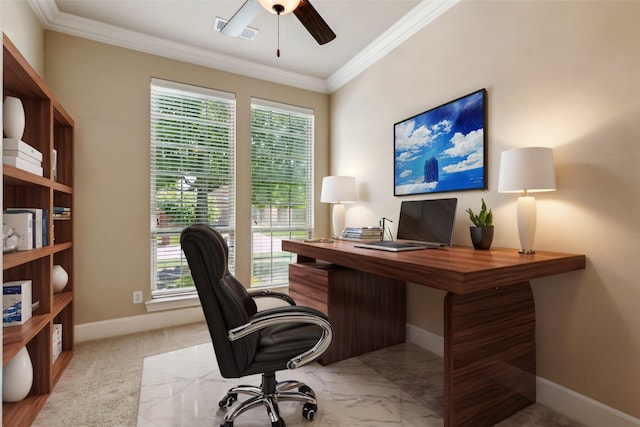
394;88;487;196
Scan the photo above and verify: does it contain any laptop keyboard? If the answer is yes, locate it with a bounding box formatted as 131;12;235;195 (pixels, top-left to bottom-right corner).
365;241;428;248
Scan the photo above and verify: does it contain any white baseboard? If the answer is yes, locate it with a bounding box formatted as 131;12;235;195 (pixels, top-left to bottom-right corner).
74;307;205;344
536;376;640;427
406;323;639;427
406;323;444;357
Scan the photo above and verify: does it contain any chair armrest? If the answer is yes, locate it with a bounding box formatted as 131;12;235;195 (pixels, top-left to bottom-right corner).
227;306;333;369
248;289;296;306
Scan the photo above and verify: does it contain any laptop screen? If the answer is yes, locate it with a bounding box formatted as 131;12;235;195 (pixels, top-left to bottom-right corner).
396;198;457;245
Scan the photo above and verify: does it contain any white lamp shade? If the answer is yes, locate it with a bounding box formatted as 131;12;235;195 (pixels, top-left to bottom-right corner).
258;0;299;14
498;147;556;193
320;176;357;203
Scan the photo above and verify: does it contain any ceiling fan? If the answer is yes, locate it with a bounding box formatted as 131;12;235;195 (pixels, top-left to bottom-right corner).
221;0;336;54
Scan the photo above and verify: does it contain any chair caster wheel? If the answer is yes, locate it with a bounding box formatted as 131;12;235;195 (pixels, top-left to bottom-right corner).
299;385;315;398
218;393;237;408
220;422;233;427
271;418;286;427
302;403;317;420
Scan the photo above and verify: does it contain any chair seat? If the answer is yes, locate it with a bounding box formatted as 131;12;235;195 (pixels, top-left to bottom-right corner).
255;323;325;363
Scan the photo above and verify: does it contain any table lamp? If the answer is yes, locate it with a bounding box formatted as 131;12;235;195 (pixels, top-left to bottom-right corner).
498;147;556;254
320;176;356;238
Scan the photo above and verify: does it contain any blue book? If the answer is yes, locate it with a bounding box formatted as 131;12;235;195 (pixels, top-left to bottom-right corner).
42;209;48;246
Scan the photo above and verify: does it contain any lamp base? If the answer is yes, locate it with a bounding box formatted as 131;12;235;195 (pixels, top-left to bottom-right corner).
517;196;537;254
332;203;345;239
518;249;536;255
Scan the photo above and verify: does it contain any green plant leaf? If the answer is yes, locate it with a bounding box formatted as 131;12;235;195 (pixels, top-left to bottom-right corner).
467;198;493;227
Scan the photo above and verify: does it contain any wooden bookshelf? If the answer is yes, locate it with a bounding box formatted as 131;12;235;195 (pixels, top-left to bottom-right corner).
3;33;74;426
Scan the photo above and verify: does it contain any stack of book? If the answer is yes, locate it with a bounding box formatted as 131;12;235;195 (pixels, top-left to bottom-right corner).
3;208;47;250
2;139;43;176
341;227;382;241
53;207;71;220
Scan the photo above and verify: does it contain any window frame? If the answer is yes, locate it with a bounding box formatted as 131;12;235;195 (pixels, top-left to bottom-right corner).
150;78;236;299
249;98;315;288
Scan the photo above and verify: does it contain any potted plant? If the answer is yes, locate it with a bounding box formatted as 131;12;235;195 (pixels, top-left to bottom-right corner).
466;198;494;249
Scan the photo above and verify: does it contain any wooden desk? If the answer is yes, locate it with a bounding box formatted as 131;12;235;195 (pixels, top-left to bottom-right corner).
282;239;585;427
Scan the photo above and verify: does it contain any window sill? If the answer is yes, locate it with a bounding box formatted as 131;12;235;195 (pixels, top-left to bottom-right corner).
145;293;201;312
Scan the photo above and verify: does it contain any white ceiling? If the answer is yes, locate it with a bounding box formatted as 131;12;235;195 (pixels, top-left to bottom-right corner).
28;0;458;93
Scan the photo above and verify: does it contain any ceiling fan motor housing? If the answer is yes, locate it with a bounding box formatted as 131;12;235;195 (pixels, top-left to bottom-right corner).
259;0;299;15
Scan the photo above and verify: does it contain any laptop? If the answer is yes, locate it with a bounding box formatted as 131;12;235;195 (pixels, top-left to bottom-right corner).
355;198;457;252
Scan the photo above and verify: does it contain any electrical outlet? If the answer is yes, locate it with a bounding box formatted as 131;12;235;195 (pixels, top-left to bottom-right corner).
133;291;143;304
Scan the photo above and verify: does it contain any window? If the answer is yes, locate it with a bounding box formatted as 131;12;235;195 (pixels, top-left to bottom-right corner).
250;98;314;287
150;79;235;297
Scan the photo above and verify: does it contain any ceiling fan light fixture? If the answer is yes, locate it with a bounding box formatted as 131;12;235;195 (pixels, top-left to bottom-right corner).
258;0;299;15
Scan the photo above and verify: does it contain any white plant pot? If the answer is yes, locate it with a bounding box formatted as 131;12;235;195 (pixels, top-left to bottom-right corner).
2;347;33;402
52;265;69;293
3;96;25;139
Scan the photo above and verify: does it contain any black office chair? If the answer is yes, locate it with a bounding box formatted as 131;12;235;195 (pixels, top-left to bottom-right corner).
180;224;333;427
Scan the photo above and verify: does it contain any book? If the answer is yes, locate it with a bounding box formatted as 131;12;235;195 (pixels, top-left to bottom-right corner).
52;148;58;181
52;323;62;363
3;212;33;250
43;209;48;246
2;149;42;166
346;230;382;237
6;208;43;248
3;155;44;176
344;226;382;234
53;207;71;220
341;226;382;241
3;280;32;326
2;138;42;161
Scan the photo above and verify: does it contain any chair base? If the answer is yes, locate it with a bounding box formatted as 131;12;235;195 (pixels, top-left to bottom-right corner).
219;372;318;427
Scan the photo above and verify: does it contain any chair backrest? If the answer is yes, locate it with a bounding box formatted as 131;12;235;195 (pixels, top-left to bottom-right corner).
180;224;259;377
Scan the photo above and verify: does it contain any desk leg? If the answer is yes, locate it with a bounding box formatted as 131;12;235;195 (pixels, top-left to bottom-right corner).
444;283;536;427
322;269;406;364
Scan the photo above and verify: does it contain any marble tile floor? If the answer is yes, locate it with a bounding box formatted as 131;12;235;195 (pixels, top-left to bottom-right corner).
137;342;585;427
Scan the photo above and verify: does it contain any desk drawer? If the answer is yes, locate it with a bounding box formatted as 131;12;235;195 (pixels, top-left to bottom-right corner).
289;288;327;314
289;281;327;305
289;263;329;289
289;263;330;312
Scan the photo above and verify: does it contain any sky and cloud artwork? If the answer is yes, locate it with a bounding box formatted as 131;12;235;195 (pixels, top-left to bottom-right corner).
394;89;487;196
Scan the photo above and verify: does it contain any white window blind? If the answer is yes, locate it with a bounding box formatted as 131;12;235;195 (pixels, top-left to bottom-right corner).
250;98;314;287
150;78;235;297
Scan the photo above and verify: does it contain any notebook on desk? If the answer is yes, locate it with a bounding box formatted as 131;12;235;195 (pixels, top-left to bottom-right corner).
355;198;457;252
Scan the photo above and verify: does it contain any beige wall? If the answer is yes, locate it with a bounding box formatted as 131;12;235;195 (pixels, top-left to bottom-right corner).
1;0;44;76
330;0;639;418
39;32;330;325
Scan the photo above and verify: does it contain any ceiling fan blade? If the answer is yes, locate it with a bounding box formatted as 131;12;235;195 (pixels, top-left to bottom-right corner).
221;0;262;37
293;0;336;45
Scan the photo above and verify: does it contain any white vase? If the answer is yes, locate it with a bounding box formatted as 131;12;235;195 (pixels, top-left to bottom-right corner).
52;265;69;293
2;347;33;402
3;96;25;139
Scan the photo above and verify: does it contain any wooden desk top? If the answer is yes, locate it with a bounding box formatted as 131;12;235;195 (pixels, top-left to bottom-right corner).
282;239;585;294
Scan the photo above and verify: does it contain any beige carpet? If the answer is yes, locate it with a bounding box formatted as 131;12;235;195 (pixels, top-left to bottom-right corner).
32;322;211;426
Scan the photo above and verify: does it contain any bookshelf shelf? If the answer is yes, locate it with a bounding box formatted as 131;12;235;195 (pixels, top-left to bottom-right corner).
2;314;50;362
2;33;74;426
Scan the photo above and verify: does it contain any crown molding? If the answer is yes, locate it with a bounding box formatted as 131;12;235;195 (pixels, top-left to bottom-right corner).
27;0;329;93
327;0;459;92
28;0;457;94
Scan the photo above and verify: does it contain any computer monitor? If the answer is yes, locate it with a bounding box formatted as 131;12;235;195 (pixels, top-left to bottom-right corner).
396;198;457;246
